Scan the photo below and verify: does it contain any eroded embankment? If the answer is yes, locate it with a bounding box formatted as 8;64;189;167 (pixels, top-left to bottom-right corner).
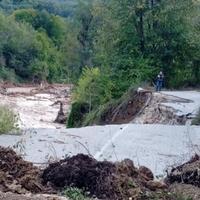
133;92;195;125
98;89;152;125
99;89;200;125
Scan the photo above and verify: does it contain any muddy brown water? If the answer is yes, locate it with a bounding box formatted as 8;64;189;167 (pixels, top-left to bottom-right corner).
0;85;72;128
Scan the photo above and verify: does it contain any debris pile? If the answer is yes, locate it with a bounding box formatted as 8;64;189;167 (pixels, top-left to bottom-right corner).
167;154;200;200
0;147;45;194
42;154;167;200
1;145;198;199
167;154;200;187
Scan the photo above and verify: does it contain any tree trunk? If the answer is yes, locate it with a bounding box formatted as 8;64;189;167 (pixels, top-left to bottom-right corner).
139;11;145;54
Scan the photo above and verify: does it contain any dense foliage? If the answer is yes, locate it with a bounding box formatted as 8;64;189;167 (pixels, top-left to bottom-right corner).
0;0;77;17
68;0;200;127
192;108;200;125
0;106;18;134
0;0;199;127
0;14;64;82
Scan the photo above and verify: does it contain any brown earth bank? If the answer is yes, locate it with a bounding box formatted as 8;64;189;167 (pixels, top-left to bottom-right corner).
0;146;199;200
98;89;151;125
95;88;193;126
0;146;49;194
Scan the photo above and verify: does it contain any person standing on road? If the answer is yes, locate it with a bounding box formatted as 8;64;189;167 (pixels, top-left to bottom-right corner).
156;71;164;92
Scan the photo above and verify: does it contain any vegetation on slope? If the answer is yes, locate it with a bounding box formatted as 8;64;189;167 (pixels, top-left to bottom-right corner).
0;106;18;134
192;108;200;125
0;0;199;127
67;0;200;127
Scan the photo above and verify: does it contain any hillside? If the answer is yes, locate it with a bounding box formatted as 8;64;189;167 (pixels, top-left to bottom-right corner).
0;0;78;17
0;0;200;199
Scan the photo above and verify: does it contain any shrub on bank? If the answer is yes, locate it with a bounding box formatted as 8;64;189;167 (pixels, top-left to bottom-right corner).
67;102;89;128
0;106;19;134
192;108;200;125
63;187;90;200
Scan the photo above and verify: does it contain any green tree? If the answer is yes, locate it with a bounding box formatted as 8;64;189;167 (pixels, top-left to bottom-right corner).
92;0;154;97
0;12;65;82
13;9;67;46
74;67;113;111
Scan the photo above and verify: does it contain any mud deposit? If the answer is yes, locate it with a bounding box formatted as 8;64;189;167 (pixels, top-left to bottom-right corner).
167;155;200;200
0;192;68;200
1;146;199;200
0;147;44;194
168;154;200;187
42;154;168;200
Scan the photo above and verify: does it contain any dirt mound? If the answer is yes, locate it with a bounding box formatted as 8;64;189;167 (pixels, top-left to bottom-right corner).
167;154;200;187
42;154;167;200
169;183;200;200
0;147;46;194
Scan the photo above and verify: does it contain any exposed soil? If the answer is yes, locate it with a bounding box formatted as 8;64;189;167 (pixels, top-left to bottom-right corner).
99;89;151;124
0;146;199;200
167;154;200;187
167;154;200;200
98;88;195;126
133;92;193;125
0;146;69;199
42;154;168;200
169;183;200;200
0;147;47;194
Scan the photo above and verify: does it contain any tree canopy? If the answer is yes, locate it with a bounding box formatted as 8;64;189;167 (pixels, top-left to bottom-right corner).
0;0;199;102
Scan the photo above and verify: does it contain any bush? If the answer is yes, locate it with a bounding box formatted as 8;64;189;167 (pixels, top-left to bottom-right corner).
0;106;19;134
0;67;18;83
68;67;113;128
74;67;113;111
67;102;89;128
192;108;200;125
63;187;90;200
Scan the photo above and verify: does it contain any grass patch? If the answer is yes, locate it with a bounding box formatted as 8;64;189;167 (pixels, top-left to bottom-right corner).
67;102;89;128
63;187;90;200
0;106;19;134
